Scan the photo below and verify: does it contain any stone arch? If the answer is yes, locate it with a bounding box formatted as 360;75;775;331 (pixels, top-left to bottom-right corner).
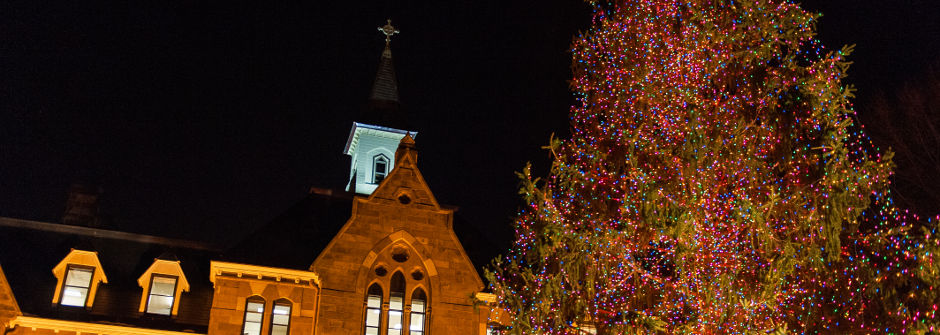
271;295;294;306
355;230;441;304
407;284;430;305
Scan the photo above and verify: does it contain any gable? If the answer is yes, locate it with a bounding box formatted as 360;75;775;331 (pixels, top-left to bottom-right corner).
311;138;484;303
368;149;440;210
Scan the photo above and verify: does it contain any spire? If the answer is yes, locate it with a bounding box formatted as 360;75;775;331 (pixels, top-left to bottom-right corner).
369;19;400;104
345;20;416;195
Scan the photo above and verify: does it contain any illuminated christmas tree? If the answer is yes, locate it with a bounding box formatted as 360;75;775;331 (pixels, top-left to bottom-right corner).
486;0;938;333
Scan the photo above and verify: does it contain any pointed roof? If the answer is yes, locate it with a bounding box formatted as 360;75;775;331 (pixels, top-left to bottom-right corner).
363;19;408;129
369;43;400;103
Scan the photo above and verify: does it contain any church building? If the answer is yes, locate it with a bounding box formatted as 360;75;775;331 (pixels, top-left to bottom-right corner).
0;20;499;335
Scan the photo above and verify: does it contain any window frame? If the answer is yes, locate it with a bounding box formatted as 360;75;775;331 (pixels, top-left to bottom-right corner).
364;283;383;335
373;154;390;184
387;272;406;335
144;273;179;316
409;288;427;335
270;299;292;335
59;264;95;308
242;296;266;335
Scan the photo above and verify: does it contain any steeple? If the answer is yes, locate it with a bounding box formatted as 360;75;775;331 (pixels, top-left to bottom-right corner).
344;20;417;196
370;19;400;104
363;19;406;128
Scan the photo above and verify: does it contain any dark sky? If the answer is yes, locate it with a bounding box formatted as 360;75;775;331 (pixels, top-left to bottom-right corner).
2;0;938;250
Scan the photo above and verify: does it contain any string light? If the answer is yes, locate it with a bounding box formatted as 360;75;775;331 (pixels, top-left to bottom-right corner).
486;0;939;333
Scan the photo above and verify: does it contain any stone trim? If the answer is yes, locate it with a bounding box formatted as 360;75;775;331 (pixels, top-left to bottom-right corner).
7;315;205;335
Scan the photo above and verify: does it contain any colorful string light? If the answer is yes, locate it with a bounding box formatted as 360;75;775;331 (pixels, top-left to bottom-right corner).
486;0;939;334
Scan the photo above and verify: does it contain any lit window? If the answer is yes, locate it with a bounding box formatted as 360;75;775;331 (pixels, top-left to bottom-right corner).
52;249;107;308
365;284;383;335
271;299;291;335
136;258;189;316
388;272;405;335
242;297;265;335
146;275;177;315
373;155;389;184
409;288;426;335
60;265;94;307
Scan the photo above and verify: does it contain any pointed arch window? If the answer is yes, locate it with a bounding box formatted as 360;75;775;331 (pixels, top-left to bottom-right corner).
409;288;427;335
373;154;389;184
271;299;292;335
365;284;383;335
242;296;265;335
387;272;405;335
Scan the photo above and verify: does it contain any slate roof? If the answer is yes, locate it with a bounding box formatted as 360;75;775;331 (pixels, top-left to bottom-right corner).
0;217;220;333
222;188;354;270
369;44;400;104
361;42;409;131
0;187;502;332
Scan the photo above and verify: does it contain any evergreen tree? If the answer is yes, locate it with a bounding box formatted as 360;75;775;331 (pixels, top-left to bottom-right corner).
486;0;937;333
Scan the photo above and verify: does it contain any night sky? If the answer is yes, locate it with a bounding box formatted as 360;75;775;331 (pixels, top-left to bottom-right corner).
2;0;938;251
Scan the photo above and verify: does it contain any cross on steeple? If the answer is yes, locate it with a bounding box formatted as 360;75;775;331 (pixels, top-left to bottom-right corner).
378;19;399;45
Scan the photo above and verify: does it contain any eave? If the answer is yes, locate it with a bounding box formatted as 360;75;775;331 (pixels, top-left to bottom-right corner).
6;316;204;335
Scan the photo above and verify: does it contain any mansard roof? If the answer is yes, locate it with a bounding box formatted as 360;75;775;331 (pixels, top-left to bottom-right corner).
0;217;218;333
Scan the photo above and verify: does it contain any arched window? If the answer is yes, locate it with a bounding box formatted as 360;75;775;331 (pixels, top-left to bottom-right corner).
387;272;405;335
365;284;383;335
270;299;291;335
373;155;389;184
242;296;265;335
409;288;427;335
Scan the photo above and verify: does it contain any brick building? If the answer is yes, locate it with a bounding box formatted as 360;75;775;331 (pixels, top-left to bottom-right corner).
0;21;499;335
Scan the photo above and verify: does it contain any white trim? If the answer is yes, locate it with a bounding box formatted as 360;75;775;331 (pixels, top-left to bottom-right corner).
344;122;416;155
209;261;321;287
7;315;205;335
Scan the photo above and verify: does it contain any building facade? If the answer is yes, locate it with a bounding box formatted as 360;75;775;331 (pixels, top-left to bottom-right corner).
0;21;498;335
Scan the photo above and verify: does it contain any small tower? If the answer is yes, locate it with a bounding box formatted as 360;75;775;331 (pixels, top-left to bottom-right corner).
344;20;417;195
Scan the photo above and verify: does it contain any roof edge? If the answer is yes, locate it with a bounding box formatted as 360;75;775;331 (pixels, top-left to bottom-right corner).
343;122;418;155
210;260;320;288
7;316;204;335
0;217;220;252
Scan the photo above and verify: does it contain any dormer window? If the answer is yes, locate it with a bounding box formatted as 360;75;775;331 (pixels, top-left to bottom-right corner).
137;258;190;316
145;274;178;315
52;249;108;308
60;265;94;307
373;155;389;184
